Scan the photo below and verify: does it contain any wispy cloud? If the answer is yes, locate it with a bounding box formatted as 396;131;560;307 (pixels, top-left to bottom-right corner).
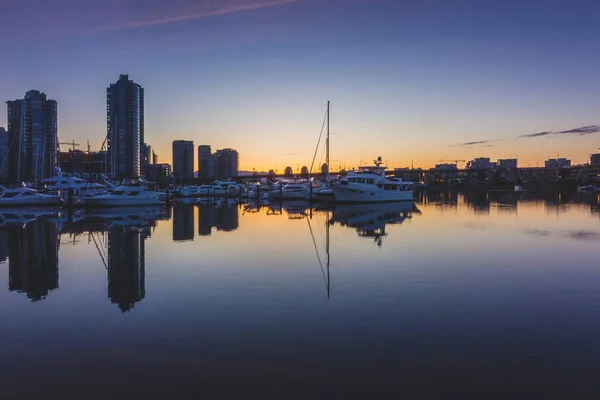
0;0;300;39
107;0;300;30
452;139;501;147
520;125;600;139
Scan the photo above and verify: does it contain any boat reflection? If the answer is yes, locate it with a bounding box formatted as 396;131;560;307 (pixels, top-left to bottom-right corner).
329;201;417;246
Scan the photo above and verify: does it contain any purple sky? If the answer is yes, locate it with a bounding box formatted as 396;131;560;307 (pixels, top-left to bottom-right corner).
1;0;600;169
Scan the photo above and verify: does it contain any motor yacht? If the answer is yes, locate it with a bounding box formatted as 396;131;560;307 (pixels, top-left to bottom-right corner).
78;181;164;207
333;158;413;203
0;185;63;206
270;182;308;200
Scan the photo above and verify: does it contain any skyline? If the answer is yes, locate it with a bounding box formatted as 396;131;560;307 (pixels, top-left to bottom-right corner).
2;0;600;170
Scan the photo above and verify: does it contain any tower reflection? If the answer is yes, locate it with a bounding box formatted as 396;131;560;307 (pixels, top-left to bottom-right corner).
197;202;239;236
173;203;194;242
1;215;60;301
107;227;147;312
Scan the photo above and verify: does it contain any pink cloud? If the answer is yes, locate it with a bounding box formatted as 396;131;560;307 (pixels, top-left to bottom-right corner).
0;0;301;39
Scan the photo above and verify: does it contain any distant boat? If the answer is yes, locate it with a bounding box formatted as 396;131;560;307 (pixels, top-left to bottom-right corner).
578;185;600;192
514;184;524;192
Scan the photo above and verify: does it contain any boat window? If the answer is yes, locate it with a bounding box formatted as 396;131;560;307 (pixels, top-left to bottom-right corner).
21;192;33;196
384;184;391;190
391;185;397;190
112;191;125;195
3;192;19;198
376;184;382;188
367;179;375;184
128;192;140;196
61;181;69;185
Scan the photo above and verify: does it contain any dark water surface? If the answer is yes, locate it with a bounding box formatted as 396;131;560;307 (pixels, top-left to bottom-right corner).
1;190;599;398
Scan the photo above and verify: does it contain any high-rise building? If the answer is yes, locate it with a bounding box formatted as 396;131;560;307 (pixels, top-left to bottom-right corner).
152;150;158;165
5;90;58;183
214;148;239;179
107;74;144;179
172;140;194;184
590;153;600;166
197;145;215;181
0;127;8;182
140;143;151;177
147;163;172;187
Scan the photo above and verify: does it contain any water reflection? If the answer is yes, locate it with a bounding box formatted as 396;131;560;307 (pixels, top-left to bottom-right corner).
173;203;194;241
197;202;239;236
0;214;59;301
330;201;417;246
107;228;147;312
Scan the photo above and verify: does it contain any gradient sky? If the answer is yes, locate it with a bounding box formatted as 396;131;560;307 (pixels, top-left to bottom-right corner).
1;0;599;171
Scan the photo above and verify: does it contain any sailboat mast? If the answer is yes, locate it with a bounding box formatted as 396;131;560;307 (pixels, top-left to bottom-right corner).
326;100;330;179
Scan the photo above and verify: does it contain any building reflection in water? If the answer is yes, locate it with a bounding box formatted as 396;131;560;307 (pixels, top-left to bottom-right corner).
106;226;149;312
173;203;194;242
0;215;60;301
197;202;239;236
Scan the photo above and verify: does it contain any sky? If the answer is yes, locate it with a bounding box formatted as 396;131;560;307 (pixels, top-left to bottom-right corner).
1;0;600;171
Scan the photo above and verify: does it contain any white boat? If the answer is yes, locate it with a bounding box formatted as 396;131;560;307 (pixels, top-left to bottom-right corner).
41;170;108;196
333;157;413;203
0;186;63;207
514;184;524;192
308;183;335;202
78;182;164;207
270;182;308;200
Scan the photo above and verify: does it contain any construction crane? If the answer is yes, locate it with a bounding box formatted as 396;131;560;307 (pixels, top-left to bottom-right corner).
59;140;81;151
438;159;466;165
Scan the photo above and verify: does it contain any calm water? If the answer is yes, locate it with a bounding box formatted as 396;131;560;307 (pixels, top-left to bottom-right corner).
1;190;599;398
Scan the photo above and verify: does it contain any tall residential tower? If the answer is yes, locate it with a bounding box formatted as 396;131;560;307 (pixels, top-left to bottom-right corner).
4;90;58;183
172;140;194;184
107;74;144;179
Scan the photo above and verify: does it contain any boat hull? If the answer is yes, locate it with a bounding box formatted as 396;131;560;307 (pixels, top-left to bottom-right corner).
0;196;63;207
270;191;307;200
333;186;413;203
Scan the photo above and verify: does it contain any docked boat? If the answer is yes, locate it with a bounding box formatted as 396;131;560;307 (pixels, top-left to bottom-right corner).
0;186;63;207
270;182;308;200
332;157;413;203
41;170;108;196
78;181;164;207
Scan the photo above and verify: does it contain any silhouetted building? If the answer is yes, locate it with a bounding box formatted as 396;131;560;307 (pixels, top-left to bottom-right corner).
198;145;215;181
107;229;146;312
152;150;158;165
467;157;491;169
321;163;329;176
0;127;8;182
147;163;172;187
284;166;293;177
107;74;144;179
545;158;571;169
172;140;194;184
173;203;194;241
5;90;58;183
0;228;8;263
498;159;518;169
8;218;59;301
214;148;239;179
590;154;600;166
141;143;151;177
300;166;309;176
435;163;457;169
58;150;107;177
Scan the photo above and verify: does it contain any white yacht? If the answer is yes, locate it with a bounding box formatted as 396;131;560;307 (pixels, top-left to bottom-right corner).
41;170;108;196
333;158;413;203
270;182;308;200
78;182;164;207
0;186;63;206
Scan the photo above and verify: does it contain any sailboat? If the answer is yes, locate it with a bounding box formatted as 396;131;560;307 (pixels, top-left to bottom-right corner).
307;101;335;202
